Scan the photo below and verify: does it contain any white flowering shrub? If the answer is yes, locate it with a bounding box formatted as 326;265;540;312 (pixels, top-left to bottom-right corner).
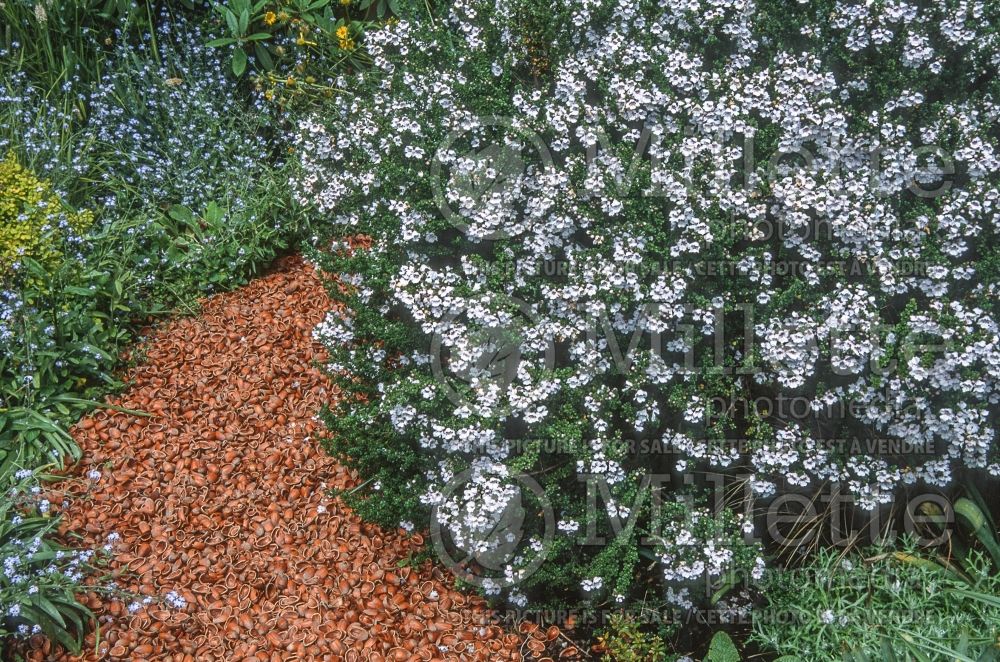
301;0;1000;614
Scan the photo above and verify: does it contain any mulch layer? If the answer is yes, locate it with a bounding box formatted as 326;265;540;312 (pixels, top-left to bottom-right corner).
23;256;574;661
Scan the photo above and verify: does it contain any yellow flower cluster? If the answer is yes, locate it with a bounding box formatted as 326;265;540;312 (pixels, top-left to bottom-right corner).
336;25;355;51
0;153;93;278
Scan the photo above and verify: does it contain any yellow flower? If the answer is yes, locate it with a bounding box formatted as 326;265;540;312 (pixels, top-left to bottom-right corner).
340;0;351;5
338;38;355;51
335;25;349;40
263;10;277;25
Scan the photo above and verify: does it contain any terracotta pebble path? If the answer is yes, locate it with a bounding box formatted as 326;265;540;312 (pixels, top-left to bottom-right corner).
28;256;572;661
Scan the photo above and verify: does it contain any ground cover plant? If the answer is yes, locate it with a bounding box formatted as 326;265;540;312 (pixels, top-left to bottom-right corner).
297;0;1000;657
753;536;1000;660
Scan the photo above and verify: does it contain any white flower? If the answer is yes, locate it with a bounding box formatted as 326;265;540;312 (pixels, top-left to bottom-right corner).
295;0;1000;611
164;591;187;609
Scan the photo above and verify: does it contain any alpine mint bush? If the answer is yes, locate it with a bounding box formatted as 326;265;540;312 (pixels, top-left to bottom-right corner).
298;0;999;618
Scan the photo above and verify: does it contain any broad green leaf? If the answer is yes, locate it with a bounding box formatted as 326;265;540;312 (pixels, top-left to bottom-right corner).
948;589;1000;609
168;205;194;223
955;498;1000;568
705;631;740;662
232;48;247;76
224;8;239;35
254;43;274;70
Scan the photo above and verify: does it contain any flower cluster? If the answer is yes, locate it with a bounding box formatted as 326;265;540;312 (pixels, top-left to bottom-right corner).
299;0;999;610
82;14;275;214
2;11;275;216
656;503;763;605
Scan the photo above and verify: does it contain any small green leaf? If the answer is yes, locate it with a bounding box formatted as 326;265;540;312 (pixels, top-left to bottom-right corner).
224;8;239;35
206;37;237;47
167;205;194;225
705;631;740;662
232;48;248;76
254;43;274;70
